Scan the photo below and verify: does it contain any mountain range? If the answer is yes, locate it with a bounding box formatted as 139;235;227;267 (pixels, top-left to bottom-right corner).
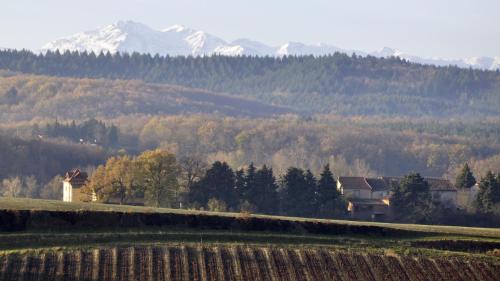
39;20;499;71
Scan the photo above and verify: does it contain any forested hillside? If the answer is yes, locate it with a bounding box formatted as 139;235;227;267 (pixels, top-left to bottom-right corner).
0;74;289;121
2;114;500;185
0;134;106;184
1;50;500;201
1;50;500;116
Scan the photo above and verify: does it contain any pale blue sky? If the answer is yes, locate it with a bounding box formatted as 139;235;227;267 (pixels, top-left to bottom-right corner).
0;0;498;59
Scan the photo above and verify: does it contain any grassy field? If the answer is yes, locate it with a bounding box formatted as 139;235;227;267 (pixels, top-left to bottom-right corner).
0;197;499;259
1;197;499;238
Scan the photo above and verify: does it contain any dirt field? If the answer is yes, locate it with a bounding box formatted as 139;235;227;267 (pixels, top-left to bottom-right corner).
1;245;499;281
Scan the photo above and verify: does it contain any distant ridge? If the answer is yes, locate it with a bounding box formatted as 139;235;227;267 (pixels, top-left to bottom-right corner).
42;20;499;70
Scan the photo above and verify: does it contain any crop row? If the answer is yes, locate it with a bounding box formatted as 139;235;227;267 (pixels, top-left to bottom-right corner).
0;246;497;281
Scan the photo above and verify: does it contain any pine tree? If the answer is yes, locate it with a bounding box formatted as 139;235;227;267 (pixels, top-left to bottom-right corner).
475;171;500;213
281;167;316;217
243;163;257;201
316;164;343;218
456;163;476;189
391;173;433;222
189;161;236;210
253;165;279;214
304;169;318;216
234;168;246;199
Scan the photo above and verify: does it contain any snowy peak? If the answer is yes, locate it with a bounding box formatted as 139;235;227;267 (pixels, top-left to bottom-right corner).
276;42;354;57
372;47;398;57
231;39;275;56
42;21;499;70
162;24;189;33
42;20;161;55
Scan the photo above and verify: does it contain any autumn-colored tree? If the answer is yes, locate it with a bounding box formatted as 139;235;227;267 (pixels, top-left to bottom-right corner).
23;175;39;198
40;175;64;200
1;177;22;198
100;156;140;204
207;197;228;212
136;150;179;208
178;155;207;193
82;165;106;201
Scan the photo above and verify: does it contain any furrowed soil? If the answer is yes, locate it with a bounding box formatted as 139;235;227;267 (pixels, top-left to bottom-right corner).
1;198;499;280
0;245;499;281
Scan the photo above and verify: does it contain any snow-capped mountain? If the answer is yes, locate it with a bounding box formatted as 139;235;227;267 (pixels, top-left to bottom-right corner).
42;21;232;56
42;21;499;70
370;47;500;70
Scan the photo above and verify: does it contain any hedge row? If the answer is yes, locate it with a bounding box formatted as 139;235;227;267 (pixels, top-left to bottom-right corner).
411;240;500;252
0;210;418;237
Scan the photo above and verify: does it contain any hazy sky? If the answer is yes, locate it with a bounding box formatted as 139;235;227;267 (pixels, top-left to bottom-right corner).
0;0;498;59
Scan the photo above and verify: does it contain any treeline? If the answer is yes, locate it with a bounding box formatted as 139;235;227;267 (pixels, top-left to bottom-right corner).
2;146;498;225
84;151;345;218
0;134;106;184
1;49;499;115
0;175;62;200
81;152;500;225
34;119;119;147
188;162;345;218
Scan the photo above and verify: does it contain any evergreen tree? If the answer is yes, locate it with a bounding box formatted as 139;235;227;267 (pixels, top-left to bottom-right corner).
281;167;316;217
252;165;279;214
475;171;500;213
304;169;318;215
391;173;433;223
242;163;257;201
234;168;246;199
189;161;236;210
456;163;476;189
316;164;344;218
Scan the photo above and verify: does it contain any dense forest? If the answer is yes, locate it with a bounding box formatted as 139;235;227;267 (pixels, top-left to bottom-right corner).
0;74;289;122
1;50;500;116
1;115;500;188
37;119;119;147
0;133;106;184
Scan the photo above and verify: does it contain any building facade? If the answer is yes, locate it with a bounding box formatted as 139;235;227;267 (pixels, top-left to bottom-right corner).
337;176;458;220
62;169;90;202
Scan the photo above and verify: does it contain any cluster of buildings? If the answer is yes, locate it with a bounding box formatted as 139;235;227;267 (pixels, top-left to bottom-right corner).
63;169;478;221
338;176;478;220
